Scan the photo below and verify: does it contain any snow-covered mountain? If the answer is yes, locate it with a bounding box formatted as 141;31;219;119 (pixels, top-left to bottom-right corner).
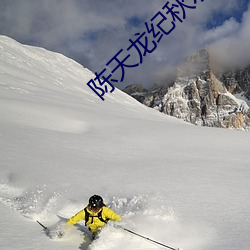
124;49;250;130
1;36;250;250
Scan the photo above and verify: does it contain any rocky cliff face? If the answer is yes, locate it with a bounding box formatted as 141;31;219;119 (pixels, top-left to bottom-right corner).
123;49;250;130
217;66;250;100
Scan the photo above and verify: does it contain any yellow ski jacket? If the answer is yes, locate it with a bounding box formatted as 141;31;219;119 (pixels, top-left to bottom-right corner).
67;206;121;233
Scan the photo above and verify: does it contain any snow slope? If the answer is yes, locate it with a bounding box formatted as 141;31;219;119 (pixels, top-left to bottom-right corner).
0;35;250;250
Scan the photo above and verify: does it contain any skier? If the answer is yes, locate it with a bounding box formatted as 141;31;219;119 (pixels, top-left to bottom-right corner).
66;194;122;239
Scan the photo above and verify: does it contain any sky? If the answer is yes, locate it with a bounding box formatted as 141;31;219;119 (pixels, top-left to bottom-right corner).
0;0;249;89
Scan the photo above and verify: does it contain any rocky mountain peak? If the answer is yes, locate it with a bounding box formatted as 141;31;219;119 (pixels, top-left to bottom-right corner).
177;48;210;78
123;49;250;130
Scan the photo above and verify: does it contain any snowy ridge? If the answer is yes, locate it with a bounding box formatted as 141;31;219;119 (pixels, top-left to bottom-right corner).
0;36;250;250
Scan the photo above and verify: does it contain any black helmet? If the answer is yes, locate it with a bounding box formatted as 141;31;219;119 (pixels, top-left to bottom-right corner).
89;195;104;210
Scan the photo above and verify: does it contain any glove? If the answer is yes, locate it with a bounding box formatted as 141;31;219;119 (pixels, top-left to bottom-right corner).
56;230;64;238
55;223;71;238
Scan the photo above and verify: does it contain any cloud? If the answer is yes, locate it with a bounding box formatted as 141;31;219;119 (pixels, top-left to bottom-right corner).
200;18;240;45
208;3;250;69
0;0;249;88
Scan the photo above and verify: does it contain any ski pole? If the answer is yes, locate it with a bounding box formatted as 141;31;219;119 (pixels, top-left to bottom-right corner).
37;220;48;231
122;227;180;250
